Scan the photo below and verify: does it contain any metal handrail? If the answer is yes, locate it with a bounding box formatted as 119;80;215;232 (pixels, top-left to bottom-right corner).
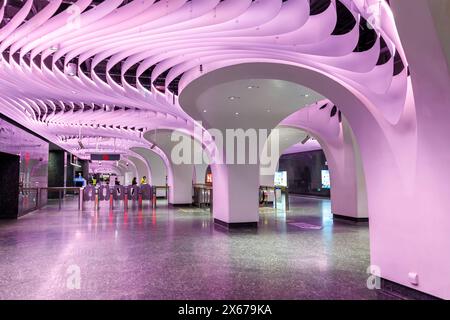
19;187;39;191
38;187;83;210
193;183;213;190
153;185;169;199
18;187;40;215
19;187;39;194
193;184;213;211
259;185;289;210
39;187;82;190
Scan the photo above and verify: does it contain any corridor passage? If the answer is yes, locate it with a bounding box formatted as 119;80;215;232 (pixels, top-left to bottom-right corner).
0;196;383;300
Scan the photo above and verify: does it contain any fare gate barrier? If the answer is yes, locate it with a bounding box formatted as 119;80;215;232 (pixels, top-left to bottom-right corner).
141;184;152;200
192;184;213;212
112;185;125;200
83;186;96;201
81;185;156;210
19;187;83;212
259;186;289;210
98;185;111;201
127;185;140;201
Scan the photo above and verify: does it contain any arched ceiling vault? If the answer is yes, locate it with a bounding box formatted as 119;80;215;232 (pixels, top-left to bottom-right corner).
0;0;407;164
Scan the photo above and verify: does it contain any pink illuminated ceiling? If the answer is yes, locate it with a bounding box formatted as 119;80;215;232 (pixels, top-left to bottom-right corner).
0;0;406;162
282;139;322;155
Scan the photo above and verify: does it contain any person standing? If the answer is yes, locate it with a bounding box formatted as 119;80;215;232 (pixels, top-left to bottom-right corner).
74;173;86;187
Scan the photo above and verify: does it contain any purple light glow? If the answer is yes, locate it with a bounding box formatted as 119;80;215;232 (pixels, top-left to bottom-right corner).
3;0;450;301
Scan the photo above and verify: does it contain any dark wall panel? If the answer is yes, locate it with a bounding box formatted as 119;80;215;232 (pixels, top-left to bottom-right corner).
0;152;20;219
278;150;330;197
48;150;65;198
1;117;49;217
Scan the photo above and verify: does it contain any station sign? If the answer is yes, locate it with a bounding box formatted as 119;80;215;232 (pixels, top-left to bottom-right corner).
90;154;121;161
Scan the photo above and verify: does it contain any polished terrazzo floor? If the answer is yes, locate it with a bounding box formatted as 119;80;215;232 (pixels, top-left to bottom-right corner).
0;195;389;300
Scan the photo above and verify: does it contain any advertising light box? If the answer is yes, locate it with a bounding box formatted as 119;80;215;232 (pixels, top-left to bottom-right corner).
90;153;121;161
274;171;288;187
321;170;331;189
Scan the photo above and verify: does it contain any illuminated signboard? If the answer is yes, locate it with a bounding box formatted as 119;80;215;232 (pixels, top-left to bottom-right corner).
321;170;331;189
274;171;288;187
90;154;121;161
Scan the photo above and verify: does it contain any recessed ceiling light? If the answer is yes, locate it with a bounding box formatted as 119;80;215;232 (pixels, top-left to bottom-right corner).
228;96;240;101
235;112;239;115
203;109;207;113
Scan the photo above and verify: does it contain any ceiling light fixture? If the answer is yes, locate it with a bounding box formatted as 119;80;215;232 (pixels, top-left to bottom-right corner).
301;135;311;144
228;96;240;101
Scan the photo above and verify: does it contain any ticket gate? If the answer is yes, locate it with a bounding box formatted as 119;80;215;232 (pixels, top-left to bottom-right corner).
140;184;152;200
98;185;111;201
80;185;157;211
127;185;139;201
83;186;96;201
112;185;125;201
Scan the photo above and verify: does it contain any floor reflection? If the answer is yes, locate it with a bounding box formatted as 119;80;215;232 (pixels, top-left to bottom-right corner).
0;195;385;300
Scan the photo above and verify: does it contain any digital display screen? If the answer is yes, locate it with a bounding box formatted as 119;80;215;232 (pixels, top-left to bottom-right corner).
321;170;331;189
274;171;287;187
91;153;121;161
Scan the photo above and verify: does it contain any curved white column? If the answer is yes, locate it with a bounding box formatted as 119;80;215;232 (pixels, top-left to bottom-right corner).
143;130;196;205
131;146;168;196
194;163;209;184
127;155;150;183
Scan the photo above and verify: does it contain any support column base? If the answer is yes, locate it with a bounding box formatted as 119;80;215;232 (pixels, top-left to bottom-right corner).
333;214;368;224
214;218;258;229
379;278;440;300
169;203;193;207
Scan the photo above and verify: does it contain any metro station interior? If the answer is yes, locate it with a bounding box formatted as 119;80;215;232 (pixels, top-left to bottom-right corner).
0;0;449;301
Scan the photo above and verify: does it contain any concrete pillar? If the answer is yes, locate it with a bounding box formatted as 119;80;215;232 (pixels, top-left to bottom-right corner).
212;163;259;227
169;164;194;205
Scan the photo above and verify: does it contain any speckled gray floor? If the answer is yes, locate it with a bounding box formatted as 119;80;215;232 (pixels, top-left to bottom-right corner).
0;195;391;300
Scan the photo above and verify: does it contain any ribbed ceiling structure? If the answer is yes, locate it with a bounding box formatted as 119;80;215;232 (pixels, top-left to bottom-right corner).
0;0;406;163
